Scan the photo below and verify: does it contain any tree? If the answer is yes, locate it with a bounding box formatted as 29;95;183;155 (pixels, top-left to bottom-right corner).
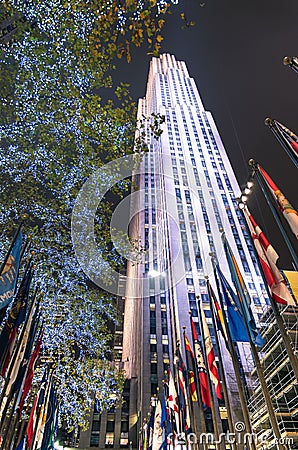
0;0;173;431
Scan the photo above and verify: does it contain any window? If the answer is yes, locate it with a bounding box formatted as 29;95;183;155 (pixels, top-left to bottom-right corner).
186;278;194;285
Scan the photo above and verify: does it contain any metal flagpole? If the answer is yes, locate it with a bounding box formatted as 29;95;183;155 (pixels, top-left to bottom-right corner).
265;118;298;169
182;327;206;450
249;160;298;269
239;204;298;380
196;297;222;450
206;278;237;450
283;55;298;74
212;260;256;450
221;243;288;450
188;314;208;450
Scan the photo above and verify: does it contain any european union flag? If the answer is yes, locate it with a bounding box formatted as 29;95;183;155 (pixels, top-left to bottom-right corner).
0;229;23;311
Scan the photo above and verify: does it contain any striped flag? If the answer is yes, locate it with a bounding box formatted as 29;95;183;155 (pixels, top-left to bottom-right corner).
244;207;295;305
258;164;298;239
199;302;222;400
190;318;211;408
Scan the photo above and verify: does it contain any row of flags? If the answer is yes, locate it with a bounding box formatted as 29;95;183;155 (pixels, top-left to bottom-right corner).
0;226;58;449
140;201;298;446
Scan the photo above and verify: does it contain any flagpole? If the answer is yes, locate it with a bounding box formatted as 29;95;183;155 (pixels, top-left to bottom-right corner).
239;204;298;380
182;326;206;442
220;243;288;450
249;160;298;269
206;278;237;450
265;118;298;169
188;315;208;450
211;260;256;450
235;306;287;450
283;55;298;74
174;341;186;447
196;297;221;450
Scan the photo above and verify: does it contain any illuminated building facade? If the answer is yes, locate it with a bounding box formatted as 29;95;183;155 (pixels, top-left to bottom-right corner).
80;54;269;449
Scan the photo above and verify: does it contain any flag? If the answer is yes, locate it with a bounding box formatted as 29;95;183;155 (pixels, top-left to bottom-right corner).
190;318;211;408
207;279;229;350
35;373;53;450
152;400;162;450
27;368;48;448
283;270;298;303
18;329;43;413
183;333;198;402
199;303;222;400
216;266;249;343
0;267;32;376
0;228;23;312
40;385;57;450
222;235;265;347
258;164;298;239
166;369;180;435
15;437;26;450
274;120;298;164
244;207;295;305
177;350;191;432
147;407;155;450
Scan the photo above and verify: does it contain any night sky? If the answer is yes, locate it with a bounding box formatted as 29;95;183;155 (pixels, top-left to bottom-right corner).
116;0;298;269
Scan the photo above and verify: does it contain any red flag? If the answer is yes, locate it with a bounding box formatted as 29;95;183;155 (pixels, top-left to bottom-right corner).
191;318;211;408
27;391;39;447
244;208;295;305
258;165;298;239
18;332;43;413
199;304;222;400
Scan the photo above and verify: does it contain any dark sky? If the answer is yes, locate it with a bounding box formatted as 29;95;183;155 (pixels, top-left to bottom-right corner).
117;0;298;269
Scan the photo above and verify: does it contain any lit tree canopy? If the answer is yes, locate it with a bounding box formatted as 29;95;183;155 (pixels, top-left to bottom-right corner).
0;0;174;431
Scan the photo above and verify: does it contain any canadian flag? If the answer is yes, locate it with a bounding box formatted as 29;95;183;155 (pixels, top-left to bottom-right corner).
244;207;295;306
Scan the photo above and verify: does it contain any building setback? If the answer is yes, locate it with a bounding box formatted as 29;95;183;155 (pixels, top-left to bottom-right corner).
80;54;271;449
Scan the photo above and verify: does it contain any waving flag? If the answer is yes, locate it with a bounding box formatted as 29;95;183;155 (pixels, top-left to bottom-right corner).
0;229;23;312
222;234;265;347
244;207;295;305
258;165;298;239
190;318;211;408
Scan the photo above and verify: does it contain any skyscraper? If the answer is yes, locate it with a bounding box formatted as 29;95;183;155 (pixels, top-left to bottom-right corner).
80;54;269;449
